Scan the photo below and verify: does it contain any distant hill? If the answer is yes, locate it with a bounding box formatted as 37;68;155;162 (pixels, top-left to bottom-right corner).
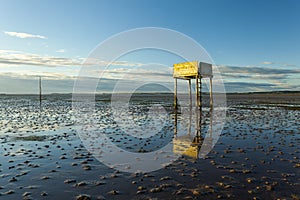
226;91;300;95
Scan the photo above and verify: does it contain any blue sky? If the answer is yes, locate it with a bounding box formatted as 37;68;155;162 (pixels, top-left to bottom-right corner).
0;0;299;93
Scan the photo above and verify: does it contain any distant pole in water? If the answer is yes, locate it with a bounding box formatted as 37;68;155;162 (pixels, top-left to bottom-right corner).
39;76;42;107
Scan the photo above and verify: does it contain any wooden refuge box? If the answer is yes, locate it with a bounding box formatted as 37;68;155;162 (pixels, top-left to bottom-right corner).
173;61;213;79
173;61;214;109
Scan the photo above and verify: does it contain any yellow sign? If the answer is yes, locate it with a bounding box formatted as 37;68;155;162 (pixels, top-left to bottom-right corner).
173;61;198;78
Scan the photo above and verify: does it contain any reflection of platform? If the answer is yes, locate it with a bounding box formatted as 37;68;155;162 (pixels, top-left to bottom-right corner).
173;135;203;159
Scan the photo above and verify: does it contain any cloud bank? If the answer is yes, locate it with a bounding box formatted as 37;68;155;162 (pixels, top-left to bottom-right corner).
0;49;299;93
0;50;145;68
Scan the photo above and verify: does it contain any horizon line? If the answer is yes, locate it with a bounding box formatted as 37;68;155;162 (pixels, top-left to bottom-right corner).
0;90;299;96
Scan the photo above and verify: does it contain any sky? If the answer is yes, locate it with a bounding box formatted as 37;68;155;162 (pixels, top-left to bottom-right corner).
0;0;299;93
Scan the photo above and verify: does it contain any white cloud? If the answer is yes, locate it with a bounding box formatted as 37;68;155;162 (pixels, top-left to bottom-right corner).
99;67;172;82
282;63;296;67
262;61;273;65
3;31;46;39
56;49;66;53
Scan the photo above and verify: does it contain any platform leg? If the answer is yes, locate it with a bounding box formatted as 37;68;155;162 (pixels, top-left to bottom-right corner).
174;78;178;110
210;77;213;109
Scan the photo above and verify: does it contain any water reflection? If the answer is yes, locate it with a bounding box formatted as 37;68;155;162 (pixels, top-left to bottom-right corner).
173;105;214;159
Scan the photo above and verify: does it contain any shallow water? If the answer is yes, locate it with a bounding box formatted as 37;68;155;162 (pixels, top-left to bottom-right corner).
0;94;299;199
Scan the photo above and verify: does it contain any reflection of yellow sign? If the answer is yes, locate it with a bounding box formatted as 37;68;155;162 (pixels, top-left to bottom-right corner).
173;136;199;158
173;61;198;78
173;143;198;158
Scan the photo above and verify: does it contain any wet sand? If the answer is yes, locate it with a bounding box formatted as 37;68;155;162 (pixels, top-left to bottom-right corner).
0;93;299;199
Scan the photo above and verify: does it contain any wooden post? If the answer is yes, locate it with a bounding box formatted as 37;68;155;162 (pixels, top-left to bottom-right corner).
174;78;177;110
195;76;199;109
210;106;213;137
174;77;178;137
188;79;192;108
188;100;192;135
39;76;42;108
210;77;213;108
174;108;178;137
195;101;202;137
199;77;202;110
199;76;203;137
195;100;199;134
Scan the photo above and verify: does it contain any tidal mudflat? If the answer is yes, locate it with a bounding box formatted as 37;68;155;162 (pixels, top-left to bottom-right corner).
0;93;299;200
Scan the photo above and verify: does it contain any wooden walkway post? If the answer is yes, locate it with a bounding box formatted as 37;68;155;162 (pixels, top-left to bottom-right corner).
210;77;213;108
199;77;202;110
174;108;178;137
210;106;213;137
174;78;178;110
195;77;199;109
188;103;192;135
188;79;192;108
